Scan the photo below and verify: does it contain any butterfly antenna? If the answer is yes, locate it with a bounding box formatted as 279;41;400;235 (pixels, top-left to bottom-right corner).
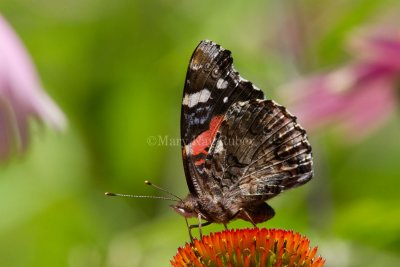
144;180;183;201
104;192;177;202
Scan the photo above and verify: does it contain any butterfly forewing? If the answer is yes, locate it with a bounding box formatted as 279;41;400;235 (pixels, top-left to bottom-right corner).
181;40;264;196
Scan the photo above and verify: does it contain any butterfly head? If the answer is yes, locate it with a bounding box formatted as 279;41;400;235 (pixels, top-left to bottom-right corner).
171;194;199;218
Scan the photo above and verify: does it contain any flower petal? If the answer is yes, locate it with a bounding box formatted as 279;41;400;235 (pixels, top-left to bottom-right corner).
285;62;396;140
0;15;67;160
348;25;400;70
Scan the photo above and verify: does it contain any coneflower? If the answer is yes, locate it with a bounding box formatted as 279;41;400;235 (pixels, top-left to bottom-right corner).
171;228;324;267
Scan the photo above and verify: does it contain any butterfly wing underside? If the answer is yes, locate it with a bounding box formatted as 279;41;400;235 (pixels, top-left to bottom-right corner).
205;99;313;200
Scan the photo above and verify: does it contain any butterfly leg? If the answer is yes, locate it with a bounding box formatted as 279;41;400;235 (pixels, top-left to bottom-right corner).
239;208;257;227
185;218;195;242
223;224;228;230
188;219;212;240
198;213;203;238
227;208;257;227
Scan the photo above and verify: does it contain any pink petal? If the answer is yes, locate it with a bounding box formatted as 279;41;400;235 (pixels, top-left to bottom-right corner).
289;77;346;131
348;26;400;70
340;76;396;139
286;62;396;139
0;15;67;129
0;15;67;160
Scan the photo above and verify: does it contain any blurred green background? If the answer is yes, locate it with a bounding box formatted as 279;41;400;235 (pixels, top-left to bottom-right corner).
1;1;400;266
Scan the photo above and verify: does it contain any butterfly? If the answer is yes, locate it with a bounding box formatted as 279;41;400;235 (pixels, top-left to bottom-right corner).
171;40;313;239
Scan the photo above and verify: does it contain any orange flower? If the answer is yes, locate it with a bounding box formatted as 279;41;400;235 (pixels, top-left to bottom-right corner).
171;228;325;267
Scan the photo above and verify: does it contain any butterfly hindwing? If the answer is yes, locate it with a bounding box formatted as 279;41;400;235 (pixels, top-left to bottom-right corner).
205;99;313;200
181;40;264;196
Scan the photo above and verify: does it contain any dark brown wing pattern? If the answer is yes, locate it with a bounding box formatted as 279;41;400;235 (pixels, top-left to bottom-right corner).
205;99;313;200
181;40;263;196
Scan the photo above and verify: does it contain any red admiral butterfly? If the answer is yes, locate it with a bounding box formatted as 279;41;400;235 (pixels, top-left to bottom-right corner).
105;40;313;241
172;40;313;238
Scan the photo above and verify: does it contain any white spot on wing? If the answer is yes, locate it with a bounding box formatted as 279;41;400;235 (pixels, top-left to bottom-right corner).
185;144;191;155
182;89;212;108
223;96;228;103
199;89;211;103
217;78;228;89
214;139;224;154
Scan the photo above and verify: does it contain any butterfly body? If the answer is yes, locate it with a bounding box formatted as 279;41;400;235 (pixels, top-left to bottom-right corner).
173;190;275;225
173;40;313;230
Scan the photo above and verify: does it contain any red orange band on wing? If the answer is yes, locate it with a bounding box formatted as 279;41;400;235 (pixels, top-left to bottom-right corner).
194;158;206;166
191;115;224;157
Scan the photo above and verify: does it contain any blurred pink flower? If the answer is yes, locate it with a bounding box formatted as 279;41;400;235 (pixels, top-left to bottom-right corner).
284;25;399;140
0;15;67;161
